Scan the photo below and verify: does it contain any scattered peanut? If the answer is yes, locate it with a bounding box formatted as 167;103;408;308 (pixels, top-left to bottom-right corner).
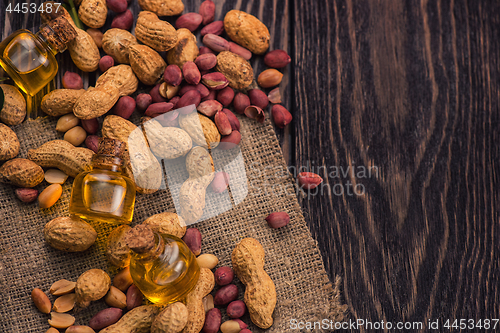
126;284;144;310
197;254;219;269
38;184;63;209
50;279;77;296
0;158;44;188
44;169;69;185
31;288;52;314
151;302;188;333
75;269;111;308
214;284;238;305
106;225;132;268
56;113;80;132
220;320;242;333
62;71;84;90
99;305;159;333
297;172;323;190
65;325;96;333
227;300;246;319
232;238;276;329
202;294;214;312
105;286;127;309
214;266;234;286
89;307;123;331
113;266;134;292
53;293;76;313
86;28;103;48
48;312;76;329
203;308;222;333
15;188;39;203
44;216;97;252
265;212;290;229
183;228;202;256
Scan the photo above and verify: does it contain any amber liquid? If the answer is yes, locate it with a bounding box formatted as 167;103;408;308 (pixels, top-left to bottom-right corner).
130;235;200;304
0;30;58;96
69;168;136;225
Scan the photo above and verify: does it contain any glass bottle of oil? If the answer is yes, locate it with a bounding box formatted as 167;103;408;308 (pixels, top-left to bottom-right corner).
69;138;136;225
126;225;200;304
0;16;76;96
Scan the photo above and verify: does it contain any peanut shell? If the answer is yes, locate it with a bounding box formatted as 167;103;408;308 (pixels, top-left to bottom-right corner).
179;112;220;149
129;44;167;85
106;225;132;268
96;64;139;97
0;123;20;160
138;0;184;16
142;119;193;160
78;0;107;28
28;140;94;178
216;51;254;90
143;212;187;239
68;28;100;72
224;10;270;54
99;305;160;333
151;302;189;333
135;11;178;52
0;84;26;125
75;269;111;308
166;28;199;68
0;158;44;188
102;29;138;64
73;82;121;120
41;89;86;117
44;216;97;252
102;115;163;194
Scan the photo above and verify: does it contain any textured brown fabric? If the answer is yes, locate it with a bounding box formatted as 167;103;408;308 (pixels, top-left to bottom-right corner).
0;114;346;332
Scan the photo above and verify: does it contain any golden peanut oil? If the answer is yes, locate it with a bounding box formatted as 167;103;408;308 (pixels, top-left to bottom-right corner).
0;30;58;96
129;234;200;304
70;169;136;224
69;138;136;225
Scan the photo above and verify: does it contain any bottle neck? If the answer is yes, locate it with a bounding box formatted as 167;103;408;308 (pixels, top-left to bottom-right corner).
36;22;68;55
91;155;124;173
34;31;58;56
133;234;165;262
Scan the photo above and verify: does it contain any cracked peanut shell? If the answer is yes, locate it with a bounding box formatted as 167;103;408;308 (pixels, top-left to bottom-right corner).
166;28;199;68
216;51;254;90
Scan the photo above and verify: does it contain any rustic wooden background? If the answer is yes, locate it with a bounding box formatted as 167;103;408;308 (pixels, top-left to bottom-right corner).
2;0;499;331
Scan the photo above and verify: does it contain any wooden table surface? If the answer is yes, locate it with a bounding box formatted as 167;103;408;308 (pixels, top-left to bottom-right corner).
2;0;499;332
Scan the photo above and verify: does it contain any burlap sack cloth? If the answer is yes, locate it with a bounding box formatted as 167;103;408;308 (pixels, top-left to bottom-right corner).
0;113;346;332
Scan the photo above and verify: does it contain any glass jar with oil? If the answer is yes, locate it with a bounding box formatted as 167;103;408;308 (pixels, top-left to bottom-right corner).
0;16;76;96
125;225;200;304
69;138;136;225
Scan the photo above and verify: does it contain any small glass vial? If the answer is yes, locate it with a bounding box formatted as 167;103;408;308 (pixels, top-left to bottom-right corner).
0;16;76;96
69;138;136;225
125;225;200;304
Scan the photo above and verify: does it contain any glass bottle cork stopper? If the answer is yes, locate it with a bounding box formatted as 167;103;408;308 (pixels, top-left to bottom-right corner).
97;138;126;158
124;225;156;253
40;16;77;52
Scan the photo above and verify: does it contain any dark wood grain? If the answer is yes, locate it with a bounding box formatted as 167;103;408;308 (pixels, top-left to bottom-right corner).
2;0;499;331
294;0;500;331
